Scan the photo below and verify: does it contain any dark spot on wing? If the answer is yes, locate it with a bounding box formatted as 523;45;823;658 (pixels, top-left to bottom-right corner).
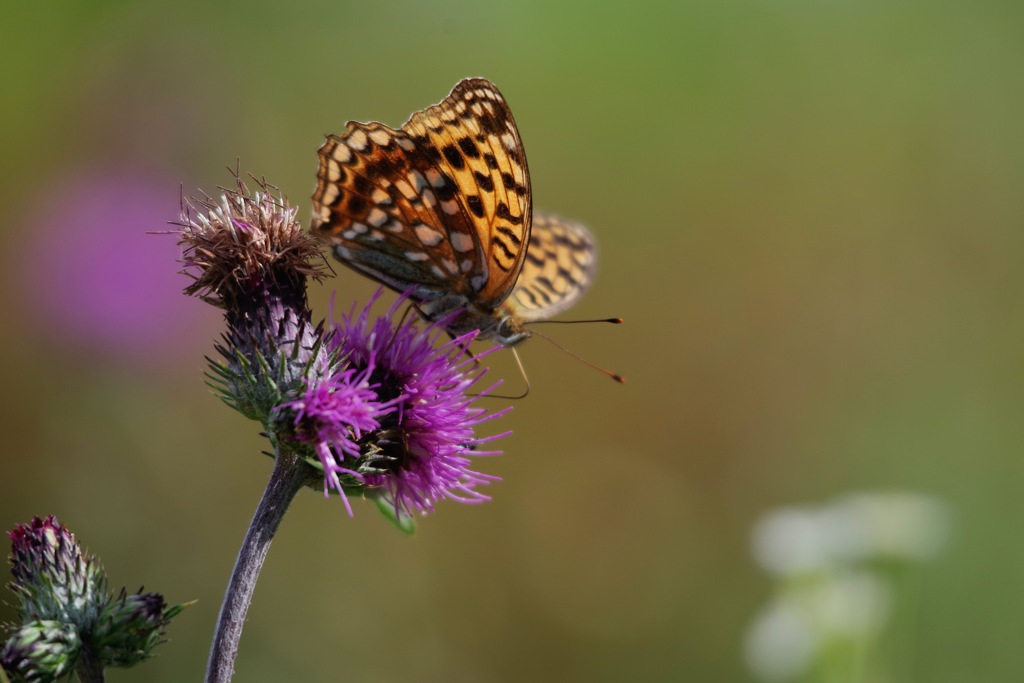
474;171;494;192
442;144;465;170
434;176;456;201
354;175;372;194
458;138;480;158
466;195;485;218
496;224;521;247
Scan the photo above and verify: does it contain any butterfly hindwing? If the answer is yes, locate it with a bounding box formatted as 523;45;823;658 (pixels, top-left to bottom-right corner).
505;212;597;323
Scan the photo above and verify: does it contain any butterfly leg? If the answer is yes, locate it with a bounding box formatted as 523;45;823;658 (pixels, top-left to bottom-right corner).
379;301;431;360
466;345;530;400
446;329;483;369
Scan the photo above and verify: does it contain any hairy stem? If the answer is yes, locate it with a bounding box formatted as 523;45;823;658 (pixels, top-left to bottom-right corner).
205;448;318;683
75;643;105;683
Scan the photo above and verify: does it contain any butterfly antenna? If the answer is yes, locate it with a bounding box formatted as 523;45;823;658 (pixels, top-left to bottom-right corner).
527;327;626;384
530;318;624;325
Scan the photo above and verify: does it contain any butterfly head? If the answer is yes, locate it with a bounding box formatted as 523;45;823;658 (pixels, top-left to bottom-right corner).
494;312;531;348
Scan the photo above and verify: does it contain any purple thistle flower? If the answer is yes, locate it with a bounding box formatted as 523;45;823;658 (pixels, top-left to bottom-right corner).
331;290;511;518
280;365;394;516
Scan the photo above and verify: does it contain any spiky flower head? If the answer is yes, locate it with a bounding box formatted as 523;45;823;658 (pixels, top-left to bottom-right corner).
175;175;337;423
278;291;510;527
1;517;187;682
6;517;106;628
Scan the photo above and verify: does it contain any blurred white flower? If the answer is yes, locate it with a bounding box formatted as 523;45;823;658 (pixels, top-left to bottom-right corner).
827;492;950;563
746;490;950;681
812;570;891;637
751;506;836;576
752;491;950;576
744;599;817;682
745;571;890;682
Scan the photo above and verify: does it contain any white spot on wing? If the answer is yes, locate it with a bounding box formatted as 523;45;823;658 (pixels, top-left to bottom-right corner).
367;208;388;226
426;170;445;188
409;171;428;191
404;250;429;262
394;179;415;199
349;130;368;151
451;232;474;253
332;145;352;163
441;200;460;215
398;137;416;151
414;224;443;246
501;132;516;150
368;129;391;146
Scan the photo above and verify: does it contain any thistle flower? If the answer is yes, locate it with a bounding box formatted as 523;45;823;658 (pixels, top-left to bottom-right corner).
1;517;187;683
173;174;513;682
175;176;336;422
278;291;510;523
279;364;395;516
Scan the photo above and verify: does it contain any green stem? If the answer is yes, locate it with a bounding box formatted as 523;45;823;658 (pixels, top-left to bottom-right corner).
204;448;318;683
75;643;105;683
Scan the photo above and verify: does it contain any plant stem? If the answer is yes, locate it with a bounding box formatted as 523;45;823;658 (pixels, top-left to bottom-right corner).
205;448;318;683
75;643;104;683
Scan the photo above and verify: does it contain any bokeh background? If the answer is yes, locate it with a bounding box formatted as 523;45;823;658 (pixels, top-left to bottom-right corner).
2;1;1023;681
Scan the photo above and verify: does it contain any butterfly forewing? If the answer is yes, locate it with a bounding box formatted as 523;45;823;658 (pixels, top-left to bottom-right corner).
505;212;597;323
402;78;532;303
312;78;531;308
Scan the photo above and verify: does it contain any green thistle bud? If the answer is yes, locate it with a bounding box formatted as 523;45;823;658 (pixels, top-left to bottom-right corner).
1;621;79;683
175;176;337;425
1;517;189;683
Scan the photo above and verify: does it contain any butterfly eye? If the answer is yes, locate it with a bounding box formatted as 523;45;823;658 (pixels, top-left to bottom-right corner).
496;316;516;338
494;316;529;347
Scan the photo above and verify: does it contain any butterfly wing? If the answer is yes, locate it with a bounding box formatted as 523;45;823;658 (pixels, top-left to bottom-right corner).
311;78;531;309
504;211;597;323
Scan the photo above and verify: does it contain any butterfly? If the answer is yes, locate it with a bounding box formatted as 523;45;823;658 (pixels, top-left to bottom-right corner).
310;77;597;348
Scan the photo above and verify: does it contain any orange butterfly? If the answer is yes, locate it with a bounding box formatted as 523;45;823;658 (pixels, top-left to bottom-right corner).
311;78;600;350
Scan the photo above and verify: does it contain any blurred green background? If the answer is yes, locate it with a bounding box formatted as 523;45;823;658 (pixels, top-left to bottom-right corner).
2;1;1023;681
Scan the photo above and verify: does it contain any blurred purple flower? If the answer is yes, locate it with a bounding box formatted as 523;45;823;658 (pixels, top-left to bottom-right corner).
15;169;217;366
332;291;510;518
